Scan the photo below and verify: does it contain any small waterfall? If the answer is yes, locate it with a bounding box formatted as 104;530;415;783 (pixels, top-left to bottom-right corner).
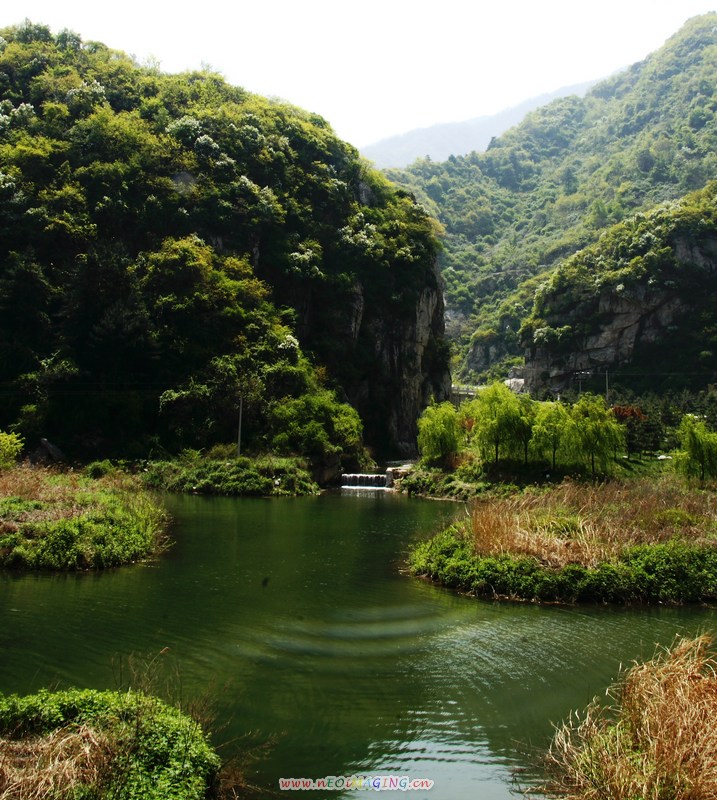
341;472;389;489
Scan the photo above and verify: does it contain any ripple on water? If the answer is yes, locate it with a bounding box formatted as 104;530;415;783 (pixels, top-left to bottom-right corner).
232;603;457;671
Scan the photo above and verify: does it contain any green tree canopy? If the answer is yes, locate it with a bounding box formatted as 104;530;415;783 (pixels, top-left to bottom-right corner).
417;402;460;465
568;394;625;476
676;415;717;482
0;21;448;460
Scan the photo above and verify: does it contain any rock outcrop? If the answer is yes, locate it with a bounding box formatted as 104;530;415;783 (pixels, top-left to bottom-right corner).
278;253;451;457
524;230;717;394
366;260;452;455
525;285;688;392
341;259;451;456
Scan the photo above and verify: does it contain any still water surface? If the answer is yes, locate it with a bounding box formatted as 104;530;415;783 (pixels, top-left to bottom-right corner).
1;490;716;798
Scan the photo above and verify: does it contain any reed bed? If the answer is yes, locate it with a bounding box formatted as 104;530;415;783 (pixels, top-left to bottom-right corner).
546;634;717;800
471;476;717;569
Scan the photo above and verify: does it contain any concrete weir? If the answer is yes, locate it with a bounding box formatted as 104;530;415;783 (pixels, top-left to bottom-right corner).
340;472;389;489
340;466;412;490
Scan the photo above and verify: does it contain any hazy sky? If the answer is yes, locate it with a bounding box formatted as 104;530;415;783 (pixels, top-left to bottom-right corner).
8;0;717;146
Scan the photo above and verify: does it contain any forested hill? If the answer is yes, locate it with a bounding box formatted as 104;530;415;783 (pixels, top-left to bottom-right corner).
0;21;450;462
386;13;717;384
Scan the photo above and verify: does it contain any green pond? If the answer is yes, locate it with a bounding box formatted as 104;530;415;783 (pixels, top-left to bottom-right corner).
1;490;716;798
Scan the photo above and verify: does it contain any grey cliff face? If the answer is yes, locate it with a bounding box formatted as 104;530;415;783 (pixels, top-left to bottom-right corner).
524;235;717;394
525;286;687;392
346;259;451;456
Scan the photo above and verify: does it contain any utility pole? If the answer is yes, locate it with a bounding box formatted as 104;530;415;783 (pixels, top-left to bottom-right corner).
605;368;609;405
237;393;243;456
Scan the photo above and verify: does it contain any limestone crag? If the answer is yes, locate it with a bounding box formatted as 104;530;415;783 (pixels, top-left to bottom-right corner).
524;232;717;394
466;336;509;376
349;259;451;456
525;285;687;392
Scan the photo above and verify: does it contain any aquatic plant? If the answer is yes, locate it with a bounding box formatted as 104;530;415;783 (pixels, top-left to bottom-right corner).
546;635;717;799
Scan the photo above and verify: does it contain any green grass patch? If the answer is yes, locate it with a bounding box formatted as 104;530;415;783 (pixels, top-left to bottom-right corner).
0;687;220;800
0;467;168;570
142;453;319;496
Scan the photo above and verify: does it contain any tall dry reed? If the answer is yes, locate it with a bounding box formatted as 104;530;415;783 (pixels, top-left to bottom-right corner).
470;477;717;569
546;634;717;800
0;724;113;800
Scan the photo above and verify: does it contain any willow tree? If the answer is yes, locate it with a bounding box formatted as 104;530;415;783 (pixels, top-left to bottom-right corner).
676;415;717;482
469;382;528;465
568;394;624;476
417;402;460;465
531;401;571;469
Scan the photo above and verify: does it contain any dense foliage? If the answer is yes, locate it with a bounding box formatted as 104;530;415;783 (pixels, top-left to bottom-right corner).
387;14;717;382
0;20;446;463
0;687;220;799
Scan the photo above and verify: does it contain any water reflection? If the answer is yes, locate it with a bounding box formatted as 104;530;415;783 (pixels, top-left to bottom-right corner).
0;492;715;799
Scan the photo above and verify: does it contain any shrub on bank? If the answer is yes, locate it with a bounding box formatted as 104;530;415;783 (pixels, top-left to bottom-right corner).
545;635;717;799
398;465;497;500
0;688;220;800
0;467;167;570
409;523;717;603
142;453;319;496
0;430;24;469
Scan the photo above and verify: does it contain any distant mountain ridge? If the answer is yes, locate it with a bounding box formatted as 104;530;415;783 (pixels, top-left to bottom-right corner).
360;80;600;169
385;12;717;392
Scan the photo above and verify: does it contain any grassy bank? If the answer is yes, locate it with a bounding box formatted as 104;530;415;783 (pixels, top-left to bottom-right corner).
0;467;167;570
142;452;319;496
545;635;717;799
0;688;220;800
398;455;668;501
409;477;717;603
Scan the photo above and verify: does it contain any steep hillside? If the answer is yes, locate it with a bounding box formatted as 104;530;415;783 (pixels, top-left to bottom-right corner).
0;21;450;460
360;79;597;169
388;13;717;382
523;182;717;396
